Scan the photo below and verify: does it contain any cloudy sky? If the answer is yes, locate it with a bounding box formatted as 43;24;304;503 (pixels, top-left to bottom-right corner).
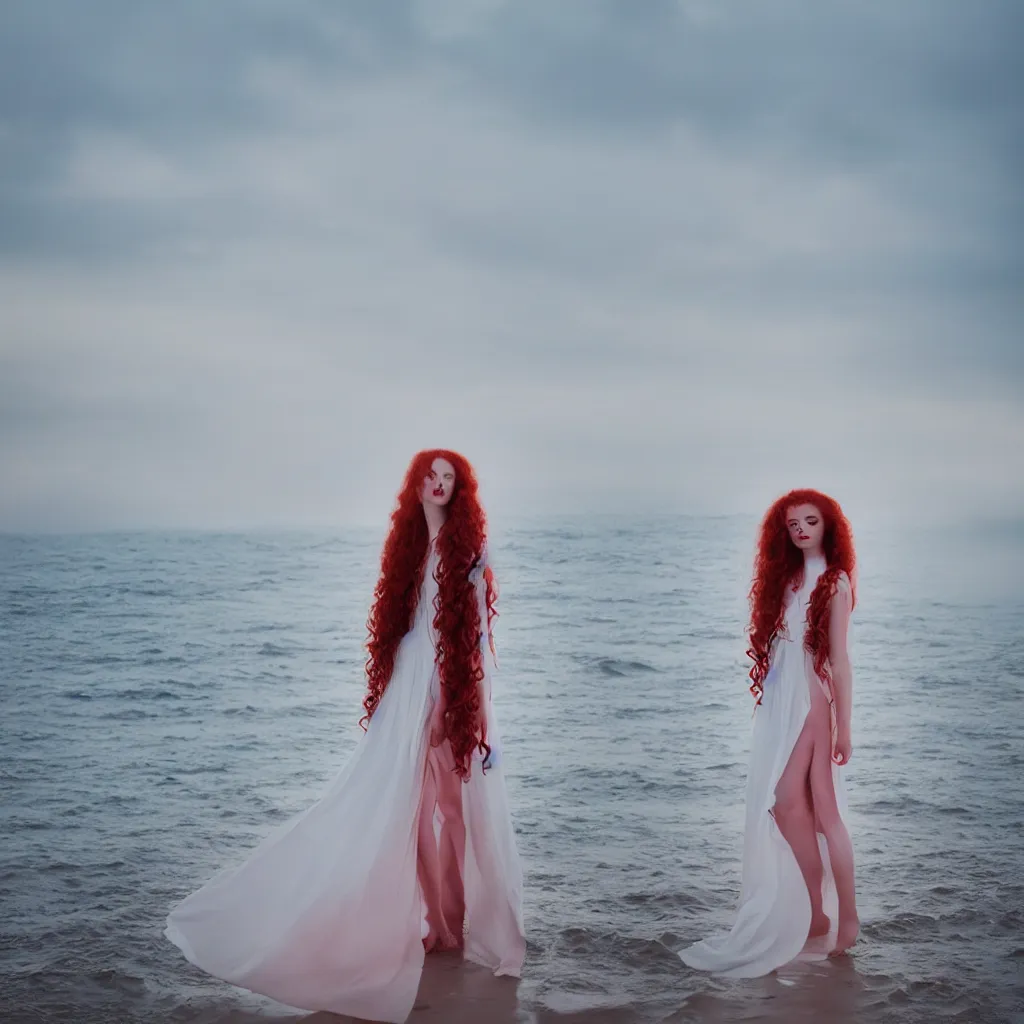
1;0;1021;532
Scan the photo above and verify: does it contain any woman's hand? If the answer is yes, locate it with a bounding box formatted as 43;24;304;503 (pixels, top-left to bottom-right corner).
832;727;853;766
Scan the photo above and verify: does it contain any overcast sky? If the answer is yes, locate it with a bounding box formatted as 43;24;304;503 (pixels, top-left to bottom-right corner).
1;0;1021;532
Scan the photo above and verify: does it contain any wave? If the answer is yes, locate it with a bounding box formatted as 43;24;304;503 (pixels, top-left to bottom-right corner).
258;642;294;657
861;912;937;940
588;657;659;677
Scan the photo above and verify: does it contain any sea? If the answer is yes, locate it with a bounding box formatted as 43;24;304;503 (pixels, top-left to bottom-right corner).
2;516;1022;1024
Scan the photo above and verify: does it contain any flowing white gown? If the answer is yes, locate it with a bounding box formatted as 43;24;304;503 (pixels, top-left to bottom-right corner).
680;555;850;977
165;545;526;1023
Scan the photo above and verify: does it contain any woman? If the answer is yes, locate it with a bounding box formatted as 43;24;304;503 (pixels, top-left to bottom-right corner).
680;489;859;976
165;450;525;1023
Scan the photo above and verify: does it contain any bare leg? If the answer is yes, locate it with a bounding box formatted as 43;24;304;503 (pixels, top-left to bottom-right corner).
773;710;830;940
417;746;459;951
807;694;859;954
433;740;467;947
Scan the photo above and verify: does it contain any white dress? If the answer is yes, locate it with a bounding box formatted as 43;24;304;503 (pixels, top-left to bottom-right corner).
680;555;850;977
165;545;526;1023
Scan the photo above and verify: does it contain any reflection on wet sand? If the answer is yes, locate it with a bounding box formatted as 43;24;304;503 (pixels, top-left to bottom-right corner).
289;955;520;1024
528;953;877;1024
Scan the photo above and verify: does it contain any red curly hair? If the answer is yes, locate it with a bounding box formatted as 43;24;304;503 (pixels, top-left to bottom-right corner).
361;449;496;780
747;488;856;704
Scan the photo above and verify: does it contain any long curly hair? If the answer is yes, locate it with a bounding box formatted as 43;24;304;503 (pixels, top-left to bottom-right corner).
747;488;856;704
361;449;496;780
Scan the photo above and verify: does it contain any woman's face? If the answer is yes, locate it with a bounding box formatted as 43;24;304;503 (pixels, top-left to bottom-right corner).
421;457;456;508
785;503;825;553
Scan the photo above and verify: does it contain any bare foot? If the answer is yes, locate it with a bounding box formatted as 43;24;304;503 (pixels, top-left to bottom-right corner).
829;916;859;956
809;911;831;939
423;925;460;953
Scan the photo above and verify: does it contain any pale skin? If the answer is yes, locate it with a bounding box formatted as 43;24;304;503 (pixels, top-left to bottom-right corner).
772;503;860;955
415;457;473;952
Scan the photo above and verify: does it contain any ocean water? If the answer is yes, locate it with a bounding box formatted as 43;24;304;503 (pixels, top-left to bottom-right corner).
1;517;1022;1024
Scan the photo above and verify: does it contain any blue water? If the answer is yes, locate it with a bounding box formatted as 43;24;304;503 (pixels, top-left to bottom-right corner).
2;517;1022;1024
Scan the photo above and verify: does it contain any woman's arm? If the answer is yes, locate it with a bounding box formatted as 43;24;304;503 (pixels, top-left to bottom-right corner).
473;564;491;740
470;553;497;762
829;574;854;765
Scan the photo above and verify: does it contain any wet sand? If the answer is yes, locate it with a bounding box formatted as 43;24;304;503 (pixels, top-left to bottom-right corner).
162;946;1000;1024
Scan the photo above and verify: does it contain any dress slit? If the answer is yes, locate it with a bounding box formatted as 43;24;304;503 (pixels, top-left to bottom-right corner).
768;704;815;825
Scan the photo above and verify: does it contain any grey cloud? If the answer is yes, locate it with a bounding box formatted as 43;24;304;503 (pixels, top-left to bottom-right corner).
436;2;1022;150
3;1;1020;281
5;2;1021;162
0;0;421;253
0;1;1021;529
